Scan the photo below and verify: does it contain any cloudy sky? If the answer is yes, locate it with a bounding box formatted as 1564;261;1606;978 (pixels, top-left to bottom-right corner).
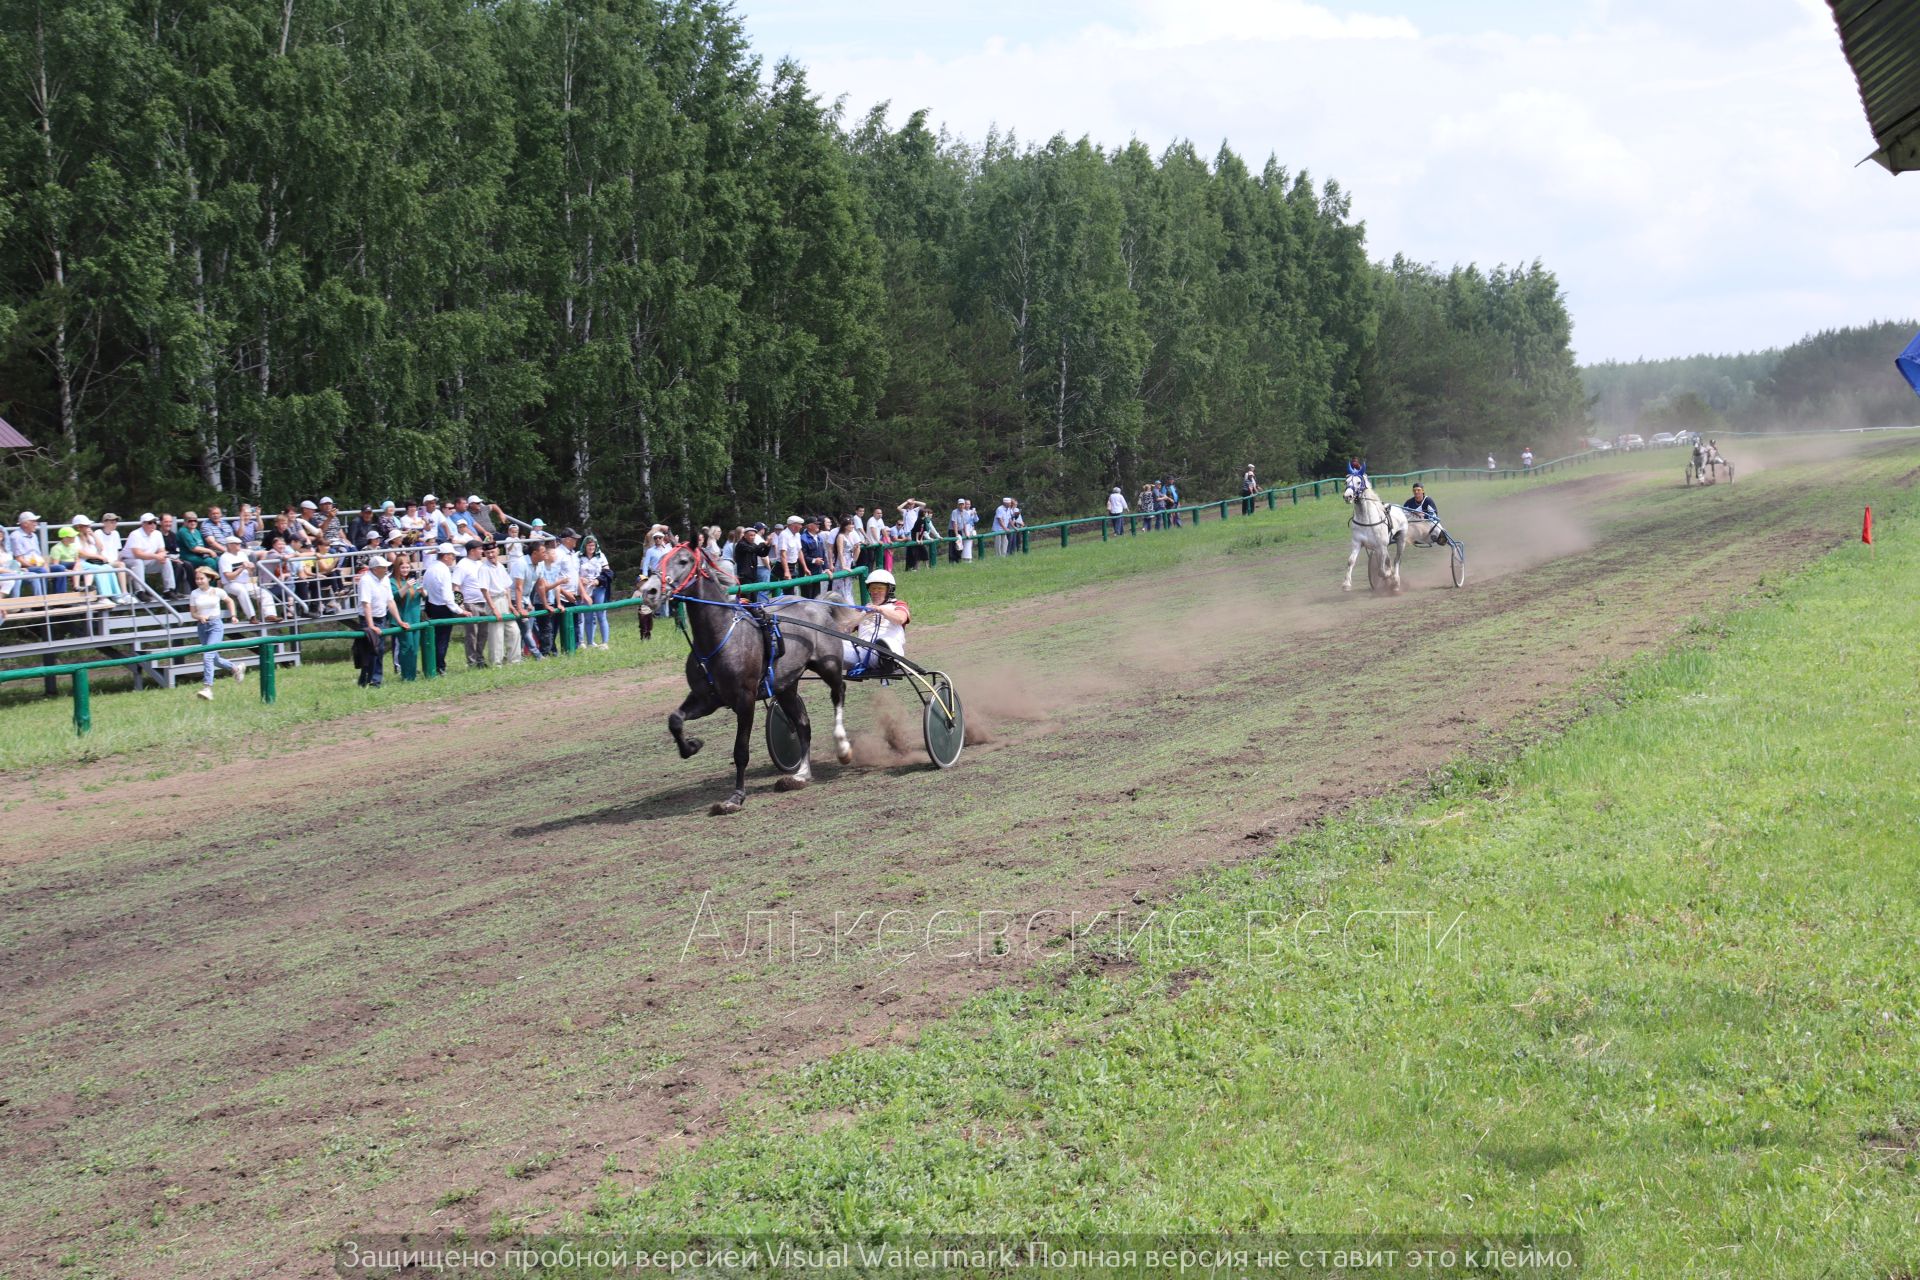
735;0;1916;365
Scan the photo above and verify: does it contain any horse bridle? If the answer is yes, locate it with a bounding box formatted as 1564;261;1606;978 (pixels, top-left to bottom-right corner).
662;542;712;599
1346;482;1390;529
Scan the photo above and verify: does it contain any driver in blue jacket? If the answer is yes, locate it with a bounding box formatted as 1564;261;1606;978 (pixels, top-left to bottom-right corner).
1403;483;1448;544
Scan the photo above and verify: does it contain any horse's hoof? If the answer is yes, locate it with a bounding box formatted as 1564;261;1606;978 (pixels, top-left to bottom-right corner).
1342;583;1352;592
679;737;703;759
774;775;810;792
836;744;853;765
709;796;742;815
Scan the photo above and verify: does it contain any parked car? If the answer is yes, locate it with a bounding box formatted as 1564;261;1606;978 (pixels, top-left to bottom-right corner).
1650;432;1678;448
1585;437;1614;452
1615;433;1645;451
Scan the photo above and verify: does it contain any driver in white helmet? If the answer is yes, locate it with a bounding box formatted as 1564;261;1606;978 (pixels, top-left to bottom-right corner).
846;569;910;675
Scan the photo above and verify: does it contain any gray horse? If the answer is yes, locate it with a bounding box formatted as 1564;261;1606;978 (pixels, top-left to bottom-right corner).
637;544;858;814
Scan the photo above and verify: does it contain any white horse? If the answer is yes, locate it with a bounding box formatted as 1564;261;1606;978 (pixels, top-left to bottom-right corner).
1342;474;1407;593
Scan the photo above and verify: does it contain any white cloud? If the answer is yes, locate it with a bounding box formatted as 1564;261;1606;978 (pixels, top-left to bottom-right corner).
750;0;1918;362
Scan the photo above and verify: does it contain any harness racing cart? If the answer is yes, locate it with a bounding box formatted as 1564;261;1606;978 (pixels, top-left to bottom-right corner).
1685;449;1733;487
1405;518;1468;588
763;622;966;774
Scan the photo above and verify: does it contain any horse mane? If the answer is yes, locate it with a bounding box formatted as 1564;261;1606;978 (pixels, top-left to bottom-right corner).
710;556;739;589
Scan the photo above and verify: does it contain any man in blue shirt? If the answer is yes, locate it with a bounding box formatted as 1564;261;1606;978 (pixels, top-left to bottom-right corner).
1402;483;1447;544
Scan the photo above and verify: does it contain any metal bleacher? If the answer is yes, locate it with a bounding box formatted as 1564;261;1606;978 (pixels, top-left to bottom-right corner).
2;561;366;691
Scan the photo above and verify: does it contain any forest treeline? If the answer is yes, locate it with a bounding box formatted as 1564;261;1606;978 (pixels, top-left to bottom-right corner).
1583;320;1920;436
0;0;1584;544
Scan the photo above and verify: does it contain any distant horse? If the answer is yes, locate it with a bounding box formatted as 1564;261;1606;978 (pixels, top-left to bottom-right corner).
637;544;859;814
1342;474;1407;593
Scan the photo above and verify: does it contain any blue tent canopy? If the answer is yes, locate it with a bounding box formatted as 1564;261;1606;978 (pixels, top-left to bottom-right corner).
1901;330;1920;398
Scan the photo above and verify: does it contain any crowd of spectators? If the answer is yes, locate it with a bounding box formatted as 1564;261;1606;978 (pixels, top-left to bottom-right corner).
0;488;1045;695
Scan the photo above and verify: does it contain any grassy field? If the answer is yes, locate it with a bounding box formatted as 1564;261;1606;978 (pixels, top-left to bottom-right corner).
0;453;1653;776
579;469;1920;1275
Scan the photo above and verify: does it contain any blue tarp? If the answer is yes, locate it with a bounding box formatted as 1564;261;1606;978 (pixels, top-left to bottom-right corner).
1900;330;1920;399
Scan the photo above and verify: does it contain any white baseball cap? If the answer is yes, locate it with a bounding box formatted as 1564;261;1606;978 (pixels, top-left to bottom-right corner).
71;514;93;527
466;494;482;504
224;534;242;545
786;515;803;525
18;510;39;522
422;493;438;503
300;499;317;510
319;496;334;505
370;555;392;568
139;512;157;522
436;541;457;555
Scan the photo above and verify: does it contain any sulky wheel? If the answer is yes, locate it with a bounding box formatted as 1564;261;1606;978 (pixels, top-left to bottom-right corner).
1449;540;1467;588
764;698;807;774
922;675;964;769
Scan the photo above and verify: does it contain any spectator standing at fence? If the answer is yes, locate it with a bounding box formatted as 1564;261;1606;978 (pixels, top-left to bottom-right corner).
536;536;575;650
474;541;513;665
453;539;488;666
1487;454;1497;471
124;513;173;596
947;498;970;563
771;516;801;595
355;556;407;688
1164;478;1182;528
188;566;244;700
1136;483;1155;531
992;498;1015;555
1522;447;1534;469
391;554;425;678
507;538;540;659
799;518;828;596
578;534;611;649
1241;464;1258;516
1107;487;1127;536
736;525;769;590
864;507;886;568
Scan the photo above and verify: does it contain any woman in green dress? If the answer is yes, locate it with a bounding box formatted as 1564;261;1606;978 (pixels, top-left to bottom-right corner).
391;551;426;680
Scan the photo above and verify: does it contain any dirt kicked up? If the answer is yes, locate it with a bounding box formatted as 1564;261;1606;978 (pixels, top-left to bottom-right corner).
3;435;1915;1277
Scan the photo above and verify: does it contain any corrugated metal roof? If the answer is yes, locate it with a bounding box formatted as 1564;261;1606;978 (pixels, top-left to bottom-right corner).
0;416;31;449
1831;0;1920;172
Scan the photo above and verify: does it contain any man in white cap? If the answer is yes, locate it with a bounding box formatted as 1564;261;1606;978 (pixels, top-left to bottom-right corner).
1106;486;1128;536
465;494;499;538
773;515;804;597
69;515;120;598
992;497;1019;556
949;498;978;563
6;512;44;596
124;513;175;596
355;554;408;687
421;494;456;545
421;541;467;673
1241;463;1258;515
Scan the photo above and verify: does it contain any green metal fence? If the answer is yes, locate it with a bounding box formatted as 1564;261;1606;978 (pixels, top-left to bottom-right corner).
0;565;872;736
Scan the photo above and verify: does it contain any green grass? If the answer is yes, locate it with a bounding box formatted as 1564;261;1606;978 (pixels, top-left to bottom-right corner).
577;485;1920;1274
0;455;1647;775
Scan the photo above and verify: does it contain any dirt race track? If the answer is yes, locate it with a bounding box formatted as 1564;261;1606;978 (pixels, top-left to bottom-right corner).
3;436;1916;1277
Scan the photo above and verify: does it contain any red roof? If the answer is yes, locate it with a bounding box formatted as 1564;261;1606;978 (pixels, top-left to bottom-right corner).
0;417;30;449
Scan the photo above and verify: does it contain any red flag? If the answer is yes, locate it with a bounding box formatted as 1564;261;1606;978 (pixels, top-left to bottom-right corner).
1862;506;1873;545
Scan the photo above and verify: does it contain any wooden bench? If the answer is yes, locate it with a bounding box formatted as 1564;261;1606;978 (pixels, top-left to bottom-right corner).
0;588;107;625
